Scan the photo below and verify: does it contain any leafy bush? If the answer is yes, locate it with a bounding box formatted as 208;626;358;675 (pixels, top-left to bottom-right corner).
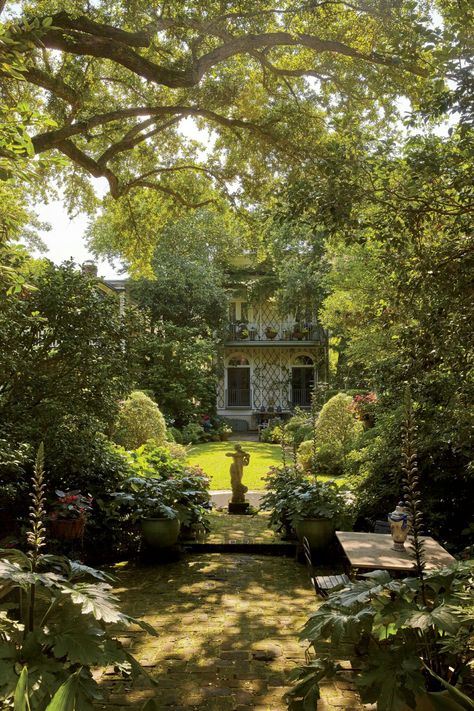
260;465;306;535
286;564;474;711
112;390;167;450
181;422;206;444
260;418;285;443
297;440;313;472
285;479;351;528
165;441;188;461
167;425;183;443
313;393;363;475
0;439;32;533
0;446;157;710
285;412;313;447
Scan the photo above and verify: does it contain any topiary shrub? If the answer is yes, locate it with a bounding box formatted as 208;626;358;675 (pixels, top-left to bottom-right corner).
297;440;313;472
314;393;363;474
112;390;167;450
167;426;183;443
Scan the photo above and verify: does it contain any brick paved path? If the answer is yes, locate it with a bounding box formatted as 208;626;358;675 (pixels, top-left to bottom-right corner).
96;553;366;710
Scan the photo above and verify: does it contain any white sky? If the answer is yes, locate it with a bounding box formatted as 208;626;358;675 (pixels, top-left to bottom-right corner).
32;180;124;279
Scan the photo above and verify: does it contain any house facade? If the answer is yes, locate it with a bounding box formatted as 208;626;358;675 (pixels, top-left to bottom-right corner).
217;258;329;431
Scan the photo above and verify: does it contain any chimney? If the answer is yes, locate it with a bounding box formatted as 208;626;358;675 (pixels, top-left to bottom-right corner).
82;260;98;277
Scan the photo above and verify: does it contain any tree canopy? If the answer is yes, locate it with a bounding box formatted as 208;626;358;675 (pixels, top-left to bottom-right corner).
1;1;444;212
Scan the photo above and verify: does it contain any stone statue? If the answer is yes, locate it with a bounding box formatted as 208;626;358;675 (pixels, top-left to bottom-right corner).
226;443;250;504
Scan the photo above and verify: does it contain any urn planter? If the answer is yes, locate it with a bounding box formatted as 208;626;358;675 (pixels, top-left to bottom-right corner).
294;517;335;550
141;517;181;548
50;517;86;540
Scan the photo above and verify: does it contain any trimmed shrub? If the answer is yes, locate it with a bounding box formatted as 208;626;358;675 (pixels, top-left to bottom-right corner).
166;442;188;461
167;426;183;444
297;440;313;472
112;391;167;450
315;393;363;461
181;422;205;444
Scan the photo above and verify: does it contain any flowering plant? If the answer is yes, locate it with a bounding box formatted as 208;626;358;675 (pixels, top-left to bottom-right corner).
49;490;93;520
351;392;377;419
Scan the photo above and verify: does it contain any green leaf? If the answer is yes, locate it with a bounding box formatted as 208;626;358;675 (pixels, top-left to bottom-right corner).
67;583;126;623
52;627;106;665
44;670;80;711
14;666;30;711
424;667;474;710
0;549;32;571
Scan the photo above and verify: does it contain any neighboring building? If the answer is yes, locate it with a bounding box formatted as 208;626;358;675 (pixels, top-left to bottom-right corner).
217;257;329;431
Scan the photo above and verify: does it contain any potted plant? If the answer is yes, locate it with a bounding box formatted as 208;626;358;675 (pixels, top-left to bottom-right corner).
265;326;278;339
260;465;305;539
286;480;350;549
218;422;233;441
291;323;309;340
113;477;181;547
49;489;93;540
249;324;258;340
237;322;249;339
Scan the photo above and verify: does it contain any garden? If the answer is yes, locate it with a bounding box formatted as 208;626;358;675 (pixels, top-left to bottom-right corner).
1;0;473;708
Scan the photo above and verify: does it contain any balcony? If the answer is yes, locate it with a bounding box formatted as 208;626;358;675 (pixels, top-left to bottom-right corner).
225;322;326;345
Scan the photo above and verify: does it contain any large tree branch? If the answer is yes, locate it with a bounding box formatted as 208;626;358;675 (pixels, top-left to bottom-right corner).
32;105;286;155
20;17;428;90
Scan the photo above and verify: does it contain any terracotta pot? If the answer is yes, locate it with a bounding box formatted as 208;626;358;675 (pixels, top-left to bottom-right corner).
295;517;335;550
141;517;181;548
50;517;86;540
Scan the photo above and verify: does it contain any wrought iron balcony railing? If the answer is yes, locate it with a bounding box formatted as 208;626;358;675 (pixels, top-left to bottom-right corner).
226;323;326;343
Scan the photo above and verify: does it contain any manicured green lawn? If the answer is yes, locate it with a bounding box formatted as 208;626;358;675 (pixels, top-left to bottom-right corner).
186;441;283;490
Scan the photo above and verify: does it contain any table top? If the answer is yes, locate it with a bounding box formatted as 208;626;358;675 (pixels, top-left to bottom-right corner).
336;531;455;572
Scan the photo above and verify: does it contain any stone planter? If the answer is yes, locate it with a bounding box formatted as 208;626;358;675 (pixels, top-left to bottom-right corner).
219;432;230;441
50;517;86;540
141;517;181;548
294;517;335;550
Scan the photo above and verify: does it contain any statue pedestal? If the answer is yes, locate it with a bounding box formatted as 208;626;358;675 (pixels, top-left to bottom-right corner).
228;502;250;515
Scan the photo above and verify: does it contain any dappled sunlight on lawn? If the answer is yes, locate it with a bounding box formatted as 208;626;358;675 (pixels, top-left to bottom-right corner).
186;441;283;490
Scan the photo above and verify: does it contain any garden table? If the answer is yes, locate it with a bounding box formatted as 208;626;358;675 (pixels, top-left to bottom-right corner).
336;531;455;574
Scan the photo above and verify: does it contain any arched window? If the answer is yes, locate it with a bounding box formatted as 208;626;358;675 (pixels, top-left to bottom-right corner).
227;355;251;406
294;355;314;366
228;355;250;367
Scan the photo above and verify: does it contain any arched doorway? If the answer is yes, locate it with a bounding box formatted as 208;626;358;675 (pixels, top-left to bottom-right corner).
226;355;251;407
291;355;314;407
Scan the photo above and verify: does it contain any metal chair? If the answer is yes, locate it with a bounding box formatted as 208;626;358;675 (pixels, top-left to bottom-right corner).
374;520;391;534
302;536;351;598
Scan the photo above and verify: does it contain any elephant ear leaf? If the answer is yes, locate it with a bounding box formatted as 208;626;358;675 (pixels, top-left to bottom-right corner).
44;669;80;711
14;666;30;711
